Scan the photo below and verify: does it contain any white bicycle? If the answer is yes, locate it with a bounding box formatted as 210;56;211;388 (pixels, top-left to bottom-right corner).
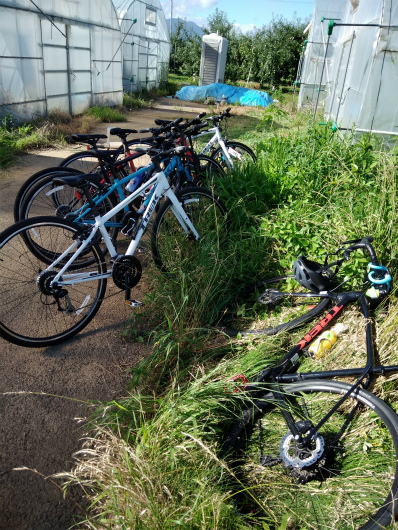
0;146;228;348
189;108;257;171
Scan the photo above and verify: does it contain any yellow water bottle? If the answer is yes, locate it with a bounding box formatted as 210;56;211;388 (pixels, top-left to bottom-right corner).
308;323;345;360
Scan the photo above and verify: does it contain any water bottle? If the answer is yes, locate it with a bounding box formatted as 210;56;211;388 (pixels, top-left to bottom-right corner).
307;323;345;360
125;165;152;194
125;175;140;194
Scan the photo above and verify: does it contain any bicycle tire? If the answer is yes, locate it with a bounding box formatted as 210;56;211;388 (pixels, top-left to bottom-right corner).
0;216;107;347
151;187;228;274
59;150;103;173
222;379;398;530
13;167;83;222
219;275;331;337
189;154;225;185
212;141;256;171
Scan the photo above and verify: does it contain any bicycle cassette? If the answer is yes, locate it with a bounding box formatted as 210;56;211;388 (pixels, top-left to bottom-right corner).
112;255;142;290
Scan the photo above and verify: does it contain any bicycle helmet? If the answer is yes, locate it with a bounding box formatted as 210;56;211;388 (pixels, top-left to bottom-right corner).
293;255;334;292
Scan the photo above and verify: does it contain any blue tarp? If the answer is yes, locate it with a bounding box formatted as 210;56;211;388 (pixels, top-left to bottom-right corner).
175;83;273;108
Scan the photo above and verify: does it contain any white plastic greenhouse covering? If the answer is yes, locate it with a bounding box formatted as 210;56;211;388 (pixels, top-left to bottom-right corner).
297;0;347;109
0;0;123;123
112;0;170;92
298;0;398;138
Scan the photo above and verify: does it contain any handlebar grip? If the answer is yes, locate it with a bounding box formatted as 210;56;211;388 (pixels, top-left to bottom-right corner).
225;107;231;113
199;111;207;119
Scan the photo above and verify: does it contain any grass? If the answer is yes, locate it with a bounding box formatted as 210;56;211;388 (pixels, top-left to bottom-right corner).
0;107;126;169
5;73;398;527
60;107;398;529
85;105;127;122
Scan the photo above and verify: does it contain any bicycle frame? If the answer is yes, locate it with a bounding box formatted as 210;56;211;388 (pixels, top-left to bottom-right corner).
193;127;235;169
53;154;192;229
45;169;200;288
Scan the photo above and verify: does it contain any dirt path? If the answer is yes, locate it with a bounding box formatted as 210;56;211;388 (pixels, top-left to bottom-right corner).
0;99;209;530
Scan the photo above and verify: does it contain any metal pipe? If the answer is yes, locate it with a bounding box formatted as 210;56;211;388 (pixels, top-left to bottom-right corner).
334;31;355;125
338;127;398;136
312;30;330;124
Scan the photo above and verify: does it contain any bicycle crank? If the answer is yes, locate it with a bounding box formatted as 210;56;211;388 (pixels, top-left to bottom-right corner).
112;255;142;290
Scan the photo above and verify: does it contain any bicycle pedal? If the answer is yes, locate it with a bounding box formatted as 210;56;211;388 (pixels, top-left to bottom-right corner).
125;299;143;308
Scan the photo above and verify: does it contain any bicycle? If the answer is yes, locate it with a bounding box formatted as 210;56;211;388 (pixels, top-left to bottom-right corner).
58;129;154;174
0;145;228;348
220;237;398;530
190;107;257;171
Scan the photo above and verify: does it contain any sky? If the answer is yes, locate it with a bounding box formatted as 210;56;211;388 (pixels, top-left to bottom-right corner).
159;0;315;34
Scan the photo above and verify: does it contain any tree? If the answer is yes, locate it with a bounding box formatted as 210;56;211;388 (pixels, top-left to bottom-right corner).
205;8;235;40
169;10;308;88
169;19;202;76
256;15;307;87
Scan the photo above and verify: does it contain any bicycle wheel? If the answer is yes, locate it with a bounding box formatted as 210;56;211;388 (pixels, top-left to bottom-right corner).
219;275;331;337
60;151;103;173
222;379;398;530
212;141;257;172
151;187;228;274
189;154;225;185
13;167;83;222
125;140;154;172
19;175;121;258
0;216;107;347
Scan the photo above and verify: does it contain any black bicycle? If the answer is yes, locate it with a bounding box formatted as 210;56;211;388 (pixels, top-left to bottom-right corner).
221;237;398;530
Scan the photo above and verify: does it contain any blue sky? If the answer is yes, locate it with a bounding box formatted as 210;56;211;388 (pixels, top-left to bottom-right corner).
159;0;315;33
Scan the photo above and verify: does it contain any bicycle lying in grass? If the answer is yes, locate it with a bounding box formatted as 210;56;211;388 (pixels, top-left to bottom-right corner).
0;145;228;348
221;237;398;530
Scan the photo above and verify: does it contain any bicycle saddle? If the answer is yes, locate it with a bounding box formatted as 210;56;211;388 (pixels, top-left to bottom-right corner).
53;173;101;188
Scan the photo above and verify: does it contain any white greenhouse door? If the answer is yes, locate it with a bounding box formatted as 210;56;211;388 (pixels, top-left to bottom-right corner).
41;19;69;113
147;41;158;89
41;20;92;115
139;39;158;90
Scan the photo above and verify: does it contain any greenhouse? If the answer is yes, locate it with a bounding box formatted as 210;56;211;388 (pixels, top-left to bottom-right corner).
0;0;123;123
112;0;170;92
298;0;398;138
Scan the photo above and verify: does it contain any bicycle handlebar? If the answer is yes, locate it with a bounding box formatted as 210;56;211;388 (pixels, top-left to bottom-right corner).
343;236;379;265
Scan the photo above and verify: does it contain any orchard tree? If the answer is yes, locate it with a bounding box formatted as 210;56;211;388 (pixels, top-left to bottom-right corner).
169;19;202;76
205;8;235;39
256;15;307;86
